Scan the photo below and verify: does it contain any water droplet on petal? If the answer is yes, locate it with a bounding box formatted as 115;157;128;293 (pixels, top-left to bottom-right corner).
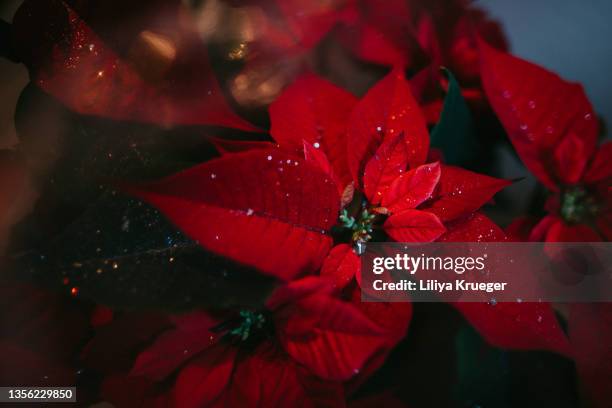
210;173;217;179
246;208;254;216
528;100;536;109
267;155;272;161
313;142;320;148
502;90;511;99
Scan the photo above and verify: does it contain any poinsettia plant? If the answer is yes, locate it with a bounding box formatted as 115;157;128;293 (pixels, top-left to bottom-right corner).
0;0;609;407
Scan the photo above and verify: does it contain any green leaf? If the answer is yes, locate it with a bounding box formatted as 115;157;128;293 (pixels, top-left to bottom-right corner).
430;69;479;166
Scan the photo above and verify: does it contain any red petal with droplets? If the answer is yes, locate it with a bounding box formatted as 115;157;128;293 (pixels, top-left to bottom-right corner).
347;69;429;187
320;244;360;290
270;74;357;187
479;40;598;189
362;132;411;204
439;212;507;242
440;214;571;357
423;165;510;222
384;209;446;242
453;302;572;357
382;162;441;213
126;150;339;280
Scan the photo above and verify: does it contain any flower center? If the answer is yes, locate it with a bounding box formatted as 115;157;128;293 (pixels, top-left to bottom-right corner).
211;310;269;343
339;207;377;243
560;186;599;224
336;189;388;245
229;310;266;341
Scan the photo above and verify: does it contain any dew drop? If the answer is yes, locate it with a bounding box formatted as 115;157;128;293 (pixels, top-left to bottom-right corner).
267;155;272;161
502;90;511;99
313;142;320;148
527;100;536;109
584;113;592;121
537;315;543;323
210;173;217;179
246;208;254;216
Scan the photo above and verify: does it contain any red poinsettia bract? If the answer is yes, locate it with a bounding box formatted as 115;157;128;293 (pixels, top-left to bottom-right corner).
129;68;571;372
91;277;410;407
479;41;612;407
268;71;572;358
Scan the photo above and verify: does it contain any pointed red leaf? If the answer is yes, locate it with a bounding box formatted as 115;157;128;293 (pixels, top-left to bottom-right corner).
270;74;357;187
453;302;572;357
362;132;410;204
438;212;507;242
384;209;446;242
528;215;559;242
320;244;360;290
382;162;441;213
505;217;538;242
126;149;339;280
347;69;429;187
440;214;570;356
223;344;345;407
552;131;588;184
423;165;511;222
279;294;388;380
545;219;602;242
13;1;257;131
266;277;333;311
131;312;220;381
584;142;612;184
479;40;598;189
173;345;237;408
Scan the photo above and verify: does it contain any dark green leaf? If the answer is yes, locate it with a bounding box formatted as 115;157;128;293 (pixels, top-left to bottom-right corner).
430;69;479;167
